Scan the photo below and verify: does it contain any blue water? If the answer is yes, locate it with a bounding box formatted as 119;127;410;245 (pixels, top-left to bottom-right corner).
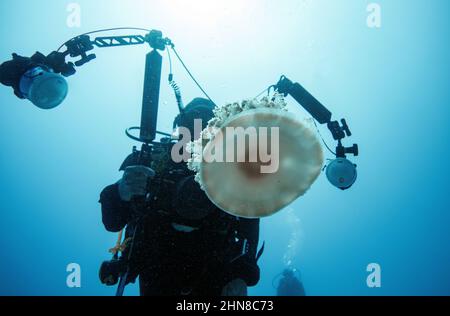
0;0;449;296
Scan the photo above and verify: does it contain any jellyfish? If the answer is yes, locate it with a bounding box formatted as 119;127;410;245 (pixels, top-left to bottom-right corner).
188;95;324;218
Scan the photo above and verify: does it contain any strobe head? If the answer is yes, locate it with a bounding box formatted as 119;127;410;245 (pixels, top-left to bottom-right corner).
19;66;68;109
326;158;357;190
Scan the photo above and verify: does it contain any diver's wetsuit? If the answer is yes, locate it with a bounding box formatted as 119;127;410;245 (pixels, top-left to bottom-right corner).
100;149;261;296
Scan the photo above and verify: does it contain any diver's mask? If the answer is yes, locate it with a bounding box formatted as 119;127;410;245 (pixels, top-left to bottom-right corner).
172;98;215;141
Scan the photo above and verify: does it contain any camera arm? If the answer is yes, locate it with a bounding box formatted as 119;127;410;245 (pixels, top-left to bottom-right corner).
274;75;359;158
54;29;172;73
62;30;171;144
0;30;171;88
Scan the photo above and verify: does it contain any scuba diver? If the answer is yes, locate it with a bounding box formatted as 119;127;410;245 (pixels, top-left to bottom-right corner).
275;268;306;296
99;98;262;296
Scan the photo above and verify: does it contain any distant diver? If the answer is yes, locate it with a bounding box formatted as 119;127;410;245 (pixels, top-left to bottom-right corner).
275;268;306;296
99;98;263;296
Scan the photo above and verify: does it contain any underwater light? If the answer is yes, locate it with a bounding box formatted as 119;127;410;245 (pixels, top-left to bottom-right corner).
19;66;68;109
326;158;358;190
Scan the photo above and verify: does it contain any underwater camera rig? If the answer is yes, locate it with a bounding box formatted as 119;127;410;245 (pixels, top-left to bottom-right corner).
0;26;360;295
0;28;359;190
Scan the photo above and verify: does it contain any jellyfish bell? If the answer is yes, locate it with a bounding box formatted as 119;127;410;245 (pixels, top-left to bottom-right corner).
188;97;324;218
200;109;323;218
